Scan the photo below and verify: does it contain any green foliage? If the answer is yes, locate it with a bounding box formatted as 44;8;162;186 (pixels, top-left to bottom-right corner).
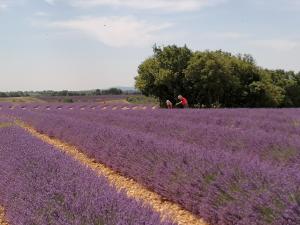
258;206;276;224
0;122;14;128
63;98;74;103
185;51;247;107
285;72;300;107
95;89;101;96
0;88;138;98
136;45;192;106
135;45;300;108
0;91;30;97
101;88;123;95
0;92;8;97
126;95;158;105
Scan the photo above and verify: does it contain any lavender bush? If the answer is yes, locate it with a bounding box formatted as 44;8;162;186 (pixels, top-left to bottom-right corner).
13;106;300;167
0;121;173;225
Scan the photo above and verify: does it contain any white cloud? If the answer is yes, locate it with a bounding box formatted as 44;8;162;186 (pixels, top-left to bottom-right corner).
46;16;172;47
0;4;7;10
0;1;8;11
62;0;226;12
35;11;49;16
249;39;299;51
44;0;56;5
0;0;28;11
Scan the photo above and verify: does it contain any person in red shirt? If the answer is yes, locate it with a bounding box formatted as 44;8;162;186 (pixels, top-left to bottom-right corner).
176;95;188;108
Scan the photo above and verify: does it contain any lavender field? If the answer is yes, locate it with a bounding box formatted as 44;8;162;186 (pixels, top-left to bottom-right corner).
0;103;300;225
0;117;172;225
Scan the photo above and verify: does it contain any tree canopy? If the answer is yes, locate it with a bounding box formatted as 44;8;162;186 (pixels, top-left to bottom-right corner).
135;45;300;108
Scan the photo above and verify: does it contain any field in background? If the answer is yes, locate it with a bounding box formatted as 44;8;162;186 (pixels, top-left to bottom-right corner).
0;97;45;103
0;95;159;105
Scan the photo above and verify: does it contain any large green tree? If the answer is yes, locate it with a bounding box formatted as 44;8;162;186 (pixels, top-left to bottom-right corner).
135;45;300;108
285;72;300;107
135;45;192;105
185;51;258;107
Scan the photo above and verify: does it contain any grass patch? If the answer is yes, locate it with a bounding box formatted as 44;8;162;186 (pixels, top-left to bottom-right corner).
0;122;14;128
292;120;300;127
63;98;74;103
289;190;300;204
258;206;276;224
126;95;159;105
266;146;298;162
0;97;45;103
203;173;217;185
215;190;235;206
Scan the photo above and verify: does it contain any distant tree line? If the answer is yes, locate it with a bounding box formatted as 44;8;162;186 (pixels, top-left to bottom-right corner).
0;91;30;97
0;88;139;98
135;45;300;108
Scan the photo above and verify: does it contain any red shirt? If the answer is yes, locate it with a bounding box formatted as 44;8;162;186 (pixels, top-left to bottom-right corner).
181;97;188;106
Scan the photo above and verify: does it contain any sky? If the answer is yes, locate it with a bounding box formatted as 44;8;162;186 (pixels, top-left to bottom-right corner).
0;0;300;91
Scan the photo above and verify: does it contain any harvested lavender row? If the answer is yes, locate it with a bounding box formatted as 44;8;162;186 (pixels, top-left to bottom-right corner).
0;122;173;225
36;95;133;103
0;103;145;111
6;110;300;225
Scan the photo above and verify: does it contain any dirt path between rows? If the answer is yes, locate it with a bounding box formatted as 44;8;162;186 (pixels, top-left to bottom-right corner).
0;207;8;225
17;121;208;225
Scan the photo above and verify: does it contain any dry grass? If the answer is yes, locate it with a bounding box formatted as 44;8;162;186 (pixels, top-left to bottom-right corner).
17;121;208;225
0;97;45;103
292;120;300;127
0;122;14;129
0;207;8;225
100;99;131;104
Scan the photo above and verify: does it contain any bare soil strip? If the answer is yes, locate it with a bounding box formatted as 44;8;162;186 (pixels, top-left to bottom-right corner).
17;121;208;225
0;207;8;225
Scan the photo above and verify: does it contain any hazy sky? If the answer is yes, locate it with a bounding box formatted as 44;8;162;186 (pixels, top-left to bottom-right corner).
1;0;299;91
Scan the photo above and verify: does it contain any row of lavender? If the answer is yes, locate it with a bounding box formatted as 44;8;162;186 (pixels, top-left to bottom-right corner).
5;108;300;225
22;107;300;167
0;118;172;225
3;103;298;136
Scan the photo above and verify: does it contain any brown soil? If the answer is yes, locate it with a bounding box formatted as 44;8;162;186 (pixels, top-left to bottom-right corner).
0;207;8;225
